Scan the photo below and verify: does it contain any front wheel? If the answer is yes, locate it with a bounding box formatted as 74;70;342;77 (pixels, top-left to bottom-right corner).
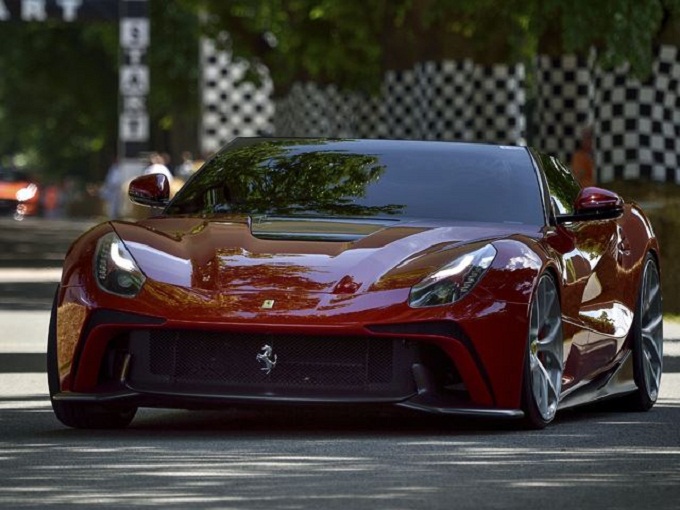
622;254;663;411
521;273;564;429
47;288;137;429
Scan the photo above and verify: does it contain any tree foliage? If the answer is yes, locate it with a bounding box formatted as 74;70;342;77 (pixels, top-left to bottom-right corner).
525;0;680;74
0;0;200;182
1;0;679;182
0;21;118;182
187;0;680;94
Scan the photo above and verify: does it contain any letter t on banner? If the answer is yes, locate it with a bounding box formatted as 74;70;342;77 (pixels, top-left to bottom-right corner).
119;0;149;180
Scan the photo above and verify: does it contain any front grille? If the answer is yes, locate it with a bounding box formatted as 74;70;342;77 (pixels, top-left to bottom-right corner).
127;329;418;398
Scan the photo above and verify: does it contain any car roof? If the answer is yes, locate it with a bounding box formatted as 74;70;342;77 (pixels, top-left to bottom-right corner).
225;137;528;154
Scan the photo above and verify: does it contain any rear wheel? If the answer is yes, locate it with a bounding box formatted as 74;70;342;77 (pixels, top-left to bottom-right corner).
47;288;137;429
623;255;663;411
521;274;564;429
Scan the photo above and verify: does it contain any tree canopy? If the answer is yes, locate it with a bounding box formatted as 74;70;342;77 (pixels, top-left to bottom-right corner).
1;0;679;182
0;0;200;183
189;0;680;93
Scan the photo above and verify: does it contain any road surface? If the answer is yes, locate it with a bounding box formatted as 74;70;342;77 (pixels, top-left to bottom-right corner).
0;217;678;509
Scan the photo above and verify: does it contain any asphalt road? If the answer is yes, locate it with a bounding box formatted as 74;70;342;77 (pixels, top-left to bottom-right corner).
1;217;679;509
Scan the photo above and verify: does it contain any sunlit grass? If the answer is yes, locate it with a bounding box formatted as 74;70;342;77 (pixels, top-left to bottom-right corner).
664;314;680;324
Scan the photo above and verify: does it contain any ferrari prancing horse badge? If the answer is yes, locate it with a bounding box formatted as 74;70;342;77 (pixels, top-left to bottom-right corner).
256;344;277;374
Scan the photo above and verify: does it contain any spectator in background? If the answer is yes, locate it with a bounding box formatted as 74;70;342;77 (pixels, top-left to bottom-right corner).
143;152;174;184
100;159;123;219
176;151;195;180
571;126;596;188
42;181;63;219
161;152;173;172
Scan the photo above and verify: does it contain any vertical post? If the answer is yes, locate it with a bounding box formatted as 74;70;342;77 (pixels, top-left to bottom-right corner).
118;0;149;180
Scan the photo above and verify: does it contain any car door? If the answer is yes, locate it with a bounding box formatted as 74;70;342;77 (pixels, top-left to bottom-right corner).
533;152;625;389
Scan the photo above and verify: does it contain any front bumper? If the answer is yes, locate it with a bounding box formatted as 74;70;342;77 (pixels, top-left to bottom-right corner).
56;280;531;414
52;388;524;420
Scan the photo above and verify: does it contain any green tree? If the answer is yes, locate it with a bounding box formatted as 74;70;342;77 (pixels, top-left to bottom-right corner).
2;0;679;183
0;21;118;182
0;0;200;183
524;0;680;74
147;0;201;161
186;0;680;95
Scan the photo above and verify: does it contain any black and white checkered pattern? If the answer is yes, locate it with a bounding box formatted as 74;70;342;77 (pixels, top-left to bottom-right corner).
273;60;526;145
275;83;363;138
534;53;595;162
201;39;680;183
201;39;275;155
201;36;526;147
594;45;680;182
534;46;680;183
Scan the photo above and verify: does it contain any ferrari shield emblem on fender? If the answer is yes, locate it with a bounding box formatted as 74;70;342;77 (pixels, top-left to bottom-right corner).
256;344;277;374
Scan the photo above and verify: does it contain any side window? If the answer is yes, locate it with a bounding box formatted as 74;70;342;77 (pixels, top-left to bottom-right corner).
535;152;581;216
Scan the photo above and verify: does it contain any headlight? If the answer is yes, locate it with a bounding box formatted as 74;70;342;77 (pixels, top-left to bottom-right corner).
409;244;497;307
94;232;146;297
16;184;37;202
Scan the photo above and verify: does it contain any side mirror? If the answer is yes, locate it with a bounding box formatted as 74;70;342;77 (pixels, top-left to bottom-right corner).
128;173;169;207
557;187;624;223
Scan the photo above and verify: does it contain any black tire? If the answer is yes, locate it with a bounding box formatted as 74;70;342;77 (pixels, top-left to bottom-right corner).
520;273;564;429
621;254;663;412
47;287;137;429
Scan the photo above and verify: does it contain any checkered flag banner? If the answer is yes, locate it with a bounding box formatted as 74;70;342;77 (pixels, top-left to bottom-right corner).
534;46;680;183
274;60;526;145
200;38;275;156
201;38;680;183
202;39;526;150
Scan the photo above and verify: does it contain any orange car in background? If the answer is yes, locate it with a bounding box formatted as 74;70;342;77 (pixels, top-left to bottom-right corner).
0;167;40;219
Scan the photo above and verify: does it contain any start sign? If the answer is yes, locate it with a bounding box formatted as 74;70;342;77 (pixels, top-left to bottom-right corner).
0;0;149;162
0;0;119;22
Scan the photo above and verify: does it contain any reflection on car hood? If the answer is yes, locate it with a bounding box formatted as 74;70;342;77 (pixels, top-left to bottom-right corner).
112;216;540;293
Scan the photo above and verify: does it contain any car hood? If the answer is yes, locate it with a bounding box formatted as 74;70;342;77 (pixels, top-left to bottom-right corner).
113;216;540;294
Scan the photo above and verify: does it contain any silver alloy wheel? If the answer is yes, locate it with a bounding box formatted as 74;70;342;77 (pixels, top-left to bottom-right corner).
528;275;563;422
640;259;663;401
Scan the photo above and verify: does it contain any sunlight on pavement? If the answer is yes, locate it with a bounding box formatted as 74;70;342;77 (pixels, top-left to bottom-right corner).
0;268;62;283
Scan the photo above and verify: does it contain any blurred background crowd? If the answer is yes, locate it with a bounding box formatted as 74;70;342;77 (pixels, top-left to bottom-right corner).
0;150;202;221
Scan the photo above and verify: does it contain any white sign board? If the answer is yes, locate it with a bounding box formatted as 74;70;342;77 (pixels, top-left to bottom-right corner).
120;18;149;49
120;65;149;95
120;112;149;142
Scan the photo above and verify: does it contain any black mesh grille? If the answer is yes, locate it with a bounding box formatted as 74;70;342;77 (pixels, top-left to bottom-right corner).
127;329;417;398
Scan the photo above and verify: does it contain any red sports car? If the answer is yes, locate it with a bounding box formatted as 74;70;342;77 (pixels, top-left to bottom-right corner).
0;166;40;219
48;139;663;429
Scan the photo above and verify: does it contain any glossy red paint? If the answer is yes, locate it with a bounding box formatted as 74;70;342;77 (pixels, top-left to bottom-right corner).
48;140;661;428
128;173;169;206
61;279;514;407
53;202;658;414
575;186;624;213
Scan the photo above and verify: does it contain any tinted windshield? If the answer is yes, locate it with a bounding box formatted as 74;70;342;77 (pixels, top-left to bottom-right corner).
166;139;544;225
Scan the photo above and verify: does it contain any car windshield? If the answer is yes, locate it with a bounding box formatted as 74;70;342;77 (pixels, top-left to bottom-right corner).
166;139;545;225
